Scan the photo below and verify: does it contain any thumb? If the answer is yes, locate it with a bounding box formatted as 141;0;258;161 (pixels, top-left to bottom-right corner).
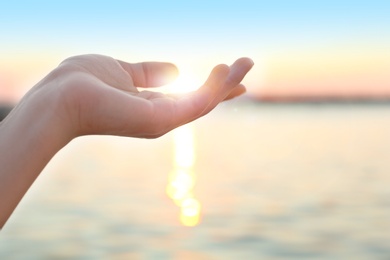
117;60;179;88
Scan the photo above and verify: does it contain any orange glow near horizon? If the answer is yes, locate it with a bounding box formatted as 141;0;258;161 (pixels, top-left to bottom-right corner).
166;124;201;227
255;47;390;99
0;53;61;103
1;44;389;103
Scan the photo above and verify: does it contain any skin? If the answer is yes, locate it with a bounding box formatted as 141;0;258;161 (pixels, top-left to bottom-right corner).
0;54;253;228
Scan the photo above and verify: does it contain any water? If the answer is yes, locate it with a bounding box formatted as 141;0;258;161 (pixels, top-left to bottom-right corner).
1;102;390;259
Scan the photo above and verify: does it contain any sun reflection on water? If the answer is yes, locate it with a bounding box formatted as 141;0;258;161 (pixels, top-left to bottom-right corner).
166;124;201;227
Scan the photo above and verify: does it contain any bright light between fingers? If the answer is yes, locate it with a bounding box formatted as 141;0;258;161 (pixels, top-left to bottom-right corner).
166;65;203;94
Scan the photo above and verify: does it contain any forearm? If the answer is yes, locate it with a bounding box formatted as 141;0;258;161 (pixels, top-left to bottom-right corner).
0;90;71;228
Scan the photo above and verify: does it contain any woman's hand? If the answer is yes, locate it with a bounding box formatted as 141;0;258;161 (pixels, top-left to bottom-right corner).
0;54;253;228
43;54;253;138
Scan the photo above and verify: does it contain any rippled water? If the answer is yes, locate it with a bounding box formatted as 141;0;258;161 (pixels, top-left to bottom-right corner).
1;102;390;259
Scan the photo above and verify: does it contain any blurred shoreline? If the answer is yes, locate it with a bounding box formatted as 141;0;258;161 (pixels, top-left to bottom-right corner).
239;95;390;106
2;96;390;122
244;93;390;105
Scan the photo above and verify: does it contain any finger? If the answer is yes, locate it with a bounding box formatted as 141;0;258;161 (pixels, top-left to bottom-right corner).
167;64;230;126
225;58;254;87
198;58;254;116
198;64;230;96
117;60;179;88
223;84;247;101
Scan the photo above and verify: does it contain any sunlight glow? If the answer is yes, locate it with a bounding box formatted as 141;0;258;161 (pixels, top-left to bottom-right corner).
166;124;201;227
180;198;201;227
165;65;202;94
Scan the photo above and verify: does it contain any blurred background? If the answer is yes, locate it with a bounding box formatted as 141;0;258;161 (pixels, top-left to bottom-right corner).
1;0;390;259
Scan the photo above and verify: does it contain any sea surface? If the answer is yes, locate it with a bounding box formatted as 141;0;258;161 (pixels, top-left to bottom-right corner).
1;102;390;259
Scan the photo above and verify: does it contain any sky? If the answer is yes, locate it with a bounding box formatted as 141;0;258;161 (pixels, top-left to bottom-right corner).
1;0;390;101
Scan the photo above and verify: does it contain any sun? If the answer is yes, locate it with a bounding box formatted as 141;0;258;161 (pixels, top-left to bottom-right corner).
165;64;203;94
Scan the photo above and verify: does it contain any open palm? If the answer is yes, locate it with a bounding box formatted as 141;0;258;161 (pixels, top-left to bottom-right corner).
46;54;253;138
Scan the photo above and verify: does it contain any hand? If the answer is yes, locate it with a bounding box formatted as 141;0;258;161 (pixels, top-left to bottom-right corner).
0;54;253;228
38;54;253;139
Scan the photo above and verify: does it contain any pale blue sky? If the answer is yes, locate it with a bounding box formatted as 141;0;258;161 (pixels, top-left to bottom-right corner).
1;0;389;54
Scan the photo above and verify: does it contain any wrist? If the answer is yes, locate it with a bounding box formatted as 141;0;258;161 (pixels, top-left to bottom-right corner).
1;84;73;167
0;83;72;227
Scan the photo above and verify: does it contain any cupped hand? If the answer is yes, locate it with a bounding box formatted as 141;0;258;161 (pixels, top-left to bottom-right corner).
41;54;253;139
0;54;253;227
